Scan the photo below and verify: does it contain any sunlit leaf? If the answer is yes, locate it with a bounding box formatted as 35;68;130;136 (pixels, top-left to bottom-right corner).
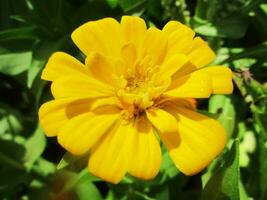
209;95;236;137
24;124;46;170
0;51;32;75
193;16;249;39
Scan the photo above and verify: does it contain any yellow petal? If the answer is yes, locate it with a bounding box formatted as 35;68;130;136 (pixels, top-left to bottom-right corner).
162;105;227;175
85;52;120;86
166;31;194;58
41;52;89;81
146;108;178;135
162;21;195;59
198;66;233;94
162;21;195;37
58;109;120;155
88;119;131;184
39;98;92;137
127;116;161;179
90;96;121;111
159;54;189;78
158;97;197;110
165;71;212;98
171;62;197;79
141;27;168;65
51;76;114;99
121;42;137;73
187;37;216;68
120;16;147;54
71;18;122;56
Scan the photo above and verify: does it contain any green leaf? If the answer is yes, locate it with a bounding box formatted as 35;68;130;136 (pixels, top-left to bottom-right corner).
155;186;169;200
241;0;265;14
160;151;178;178
0;51;32;75
105;191;116;200
54;169;101;200
0;27;37;42
27;38;66;87
258;136;267;199
106;0;118;8
253;4;267;39
0;103;23;136
118;0;147;12
75;179;103;200
57;152;82;170
77;168;100;183
239;131;256;167
0;138;27;190
24;124;46;170
0;140;25;171
32;157;56;177
239;180;249;200
202;140;240;200
57;152;88;172
194;0;208;19
223;42;267;63
231;58;257;70
57;154;71;170
193;16;249;39
260;4;267;13
209;95;236;137
74;170;102;199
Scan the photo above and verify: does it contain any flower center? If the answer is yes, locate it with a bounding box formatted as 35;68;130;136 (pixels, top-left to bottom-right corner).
118;75;154;114
116;56;168;119
125;75;149;93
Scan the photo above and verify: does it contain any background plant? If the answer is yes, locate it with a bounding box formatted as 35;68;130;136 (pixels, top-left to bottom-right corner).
0;0;267;199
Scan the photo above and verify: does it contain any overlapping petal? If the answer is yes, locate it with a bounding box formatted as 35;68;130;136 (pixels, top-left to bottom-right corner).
127;116;161;179
165;71;212;98
51;76;114;99
163;21;195;58
159;54;189;79
121;16;147;55
198;66;233;94
121;42;137;73
187;37;216;68
72;18;122;56
162;21;195;37
162;104;227;175
85;52;126;87
88;119;131;183
39;98;93;137
41;52;89;81
58;107;120;155
158;98;197;110
141;27;168;65
146;108;178;136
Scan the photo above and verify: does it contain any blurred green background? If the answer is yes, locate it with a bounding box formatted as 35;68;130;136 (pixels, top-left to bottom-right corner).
0;0;267;199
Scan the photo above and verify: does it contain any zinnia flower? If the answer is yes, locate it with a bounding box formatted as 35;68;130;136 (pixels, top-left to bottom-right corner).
39;16;233;183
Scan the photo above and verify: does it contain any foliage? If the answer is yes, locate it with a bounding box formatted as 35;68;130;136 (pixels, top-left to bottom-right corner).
0;0;267;199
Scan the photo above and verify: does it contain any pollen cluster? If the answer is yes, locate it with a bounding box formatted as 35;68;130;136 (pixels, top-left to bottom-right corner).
117;54;174;120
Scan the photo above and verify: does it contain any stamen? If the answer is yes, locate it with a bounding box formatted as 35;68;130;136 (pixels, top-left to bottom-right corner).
117;55;167;119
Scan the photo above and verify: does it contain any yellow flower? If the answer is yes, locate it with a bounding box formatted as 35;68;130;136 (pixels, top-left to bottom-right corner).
39;16;233;183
